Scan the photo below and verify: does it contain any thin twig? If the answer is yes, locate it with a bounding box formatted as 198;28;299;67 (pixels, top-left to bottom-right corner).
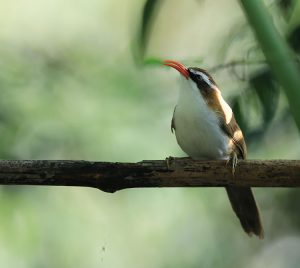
209;59;266;73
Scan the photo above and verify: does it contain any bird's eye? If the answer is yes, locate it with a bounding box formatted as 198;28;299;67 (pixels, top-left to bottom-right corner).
188;68;215;88
195;75;203;82
189;69;202;80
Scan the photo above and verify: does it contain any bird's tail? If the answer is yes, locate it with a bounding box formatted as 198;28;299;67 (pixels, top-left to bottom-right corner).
226;186;264;239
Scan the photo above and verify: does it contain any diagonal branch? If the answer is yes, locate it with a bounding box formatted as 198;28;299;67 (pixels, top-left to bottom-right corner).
0;159;299;192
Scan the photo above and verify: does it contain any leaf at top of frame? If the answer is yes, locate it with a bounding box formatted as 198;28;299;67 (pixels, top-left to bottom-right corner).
134;0;162;64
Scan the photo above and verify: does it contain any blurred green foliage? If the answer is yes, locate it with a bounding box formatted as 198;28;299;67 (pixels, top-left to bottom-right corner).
240;0;300;131
0;0;299;267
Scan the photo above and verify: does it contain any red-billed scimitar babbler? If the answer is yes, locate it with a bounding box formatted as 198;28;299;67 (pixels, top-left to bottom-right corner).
163;60;264;238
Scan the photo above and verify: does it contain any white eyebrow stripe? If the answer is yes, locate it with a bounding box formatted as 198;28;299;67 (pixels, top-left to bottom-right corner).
190;69;214;87
199;73;212;86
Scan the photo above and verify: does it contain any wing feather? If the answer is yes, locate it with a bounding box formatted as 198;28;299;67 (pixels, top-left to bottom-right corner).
219;113;247;159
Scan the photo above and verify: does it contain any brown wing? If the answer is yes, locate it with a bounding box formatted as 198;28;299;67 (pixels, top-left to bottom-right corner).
192;79;247;159
219;113;247;160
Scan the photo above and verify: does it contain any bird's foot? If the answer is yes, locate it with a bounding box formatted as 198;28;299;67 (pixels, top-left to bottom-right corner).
226;152;238;175
165;156;175;170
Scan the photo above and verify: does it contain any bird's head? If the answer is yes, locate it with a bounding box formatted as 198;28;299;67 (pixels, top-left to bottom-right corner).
163;60;218;91
163;60;233;124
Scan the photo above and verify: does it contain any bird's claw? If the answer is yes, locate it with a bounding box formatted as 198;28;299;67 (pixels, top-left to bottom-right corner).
165;156;175;170
226;153;238;175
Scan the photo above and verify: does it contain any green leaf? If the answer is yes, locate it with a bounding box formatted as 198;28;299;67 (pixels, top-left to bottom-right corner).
232;92;262;143
143;57;163;66
278;0;294;16
288;26;300;52
134;0;162;64
240;0;300;132
250;69;280;125
231;70;280;145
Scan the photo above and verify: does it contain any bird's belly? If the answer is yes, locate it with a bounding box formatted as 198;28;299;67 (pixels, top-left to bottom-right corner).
174;105;230;160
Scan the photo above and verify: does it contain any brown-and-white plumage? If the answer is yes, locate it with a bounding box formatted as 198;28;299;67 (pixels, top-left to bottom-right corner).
164;60;264;238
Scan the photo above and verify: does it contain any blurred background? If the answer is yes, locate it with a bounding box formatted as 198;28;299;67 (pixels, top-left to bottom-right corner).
0;0;300;267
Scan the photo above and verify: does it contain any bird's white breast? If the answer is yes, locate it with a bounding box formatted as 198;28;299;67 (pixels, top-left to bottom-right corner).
173;78;230;160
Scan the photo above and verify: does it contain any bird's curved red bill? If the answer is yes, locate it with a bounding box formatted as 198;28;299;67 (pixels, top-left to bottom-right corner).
163;60;189;79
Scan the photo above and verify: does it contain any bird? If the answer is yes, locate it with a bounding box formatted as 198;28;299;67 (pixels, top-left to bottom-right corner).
163;59;264;238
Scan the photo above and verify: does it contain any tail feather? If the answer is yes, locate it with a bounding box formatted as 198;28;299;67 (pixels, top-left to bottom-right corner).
226;186;264;239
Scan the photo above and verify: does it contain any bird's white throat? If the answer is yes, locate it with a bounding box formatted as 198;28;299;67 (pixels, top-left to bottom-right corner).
173;77;230;160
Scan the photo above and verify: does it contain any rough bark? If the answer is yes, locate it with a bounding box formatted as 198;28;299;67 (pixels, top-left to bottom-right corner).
0;159;298;192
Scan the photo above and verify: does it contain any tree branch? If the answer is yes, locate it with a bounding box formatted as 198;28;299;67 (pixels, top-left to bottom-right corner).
0;159;299;192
